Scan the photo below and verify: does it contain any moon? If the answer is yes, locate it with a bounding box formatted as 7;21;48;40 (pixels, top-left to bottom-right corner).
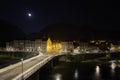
28;13;32;17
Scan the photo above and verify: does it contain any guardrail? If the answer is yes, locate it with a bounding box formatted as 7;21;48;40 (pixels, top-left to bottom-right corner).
1;52;111;80
12;55;54;80
12;53;66;80
0;53;41;73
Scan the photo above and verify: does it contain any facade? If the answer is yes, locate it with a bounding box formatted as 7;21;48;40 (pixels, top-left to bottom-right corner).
6;38;74;53
41;41;47;53
17;40;24;51
61;42;74;52
6;40;32;52
25;40;35;52
79;42;89;50
6;41;14;51
35;39;47;53
110;44;120;52
25;40;31;51
35;39;42;51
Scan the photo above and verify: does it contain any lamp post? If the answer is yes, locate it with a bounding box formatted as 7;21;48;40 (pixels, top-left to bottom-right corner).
21;58;23;80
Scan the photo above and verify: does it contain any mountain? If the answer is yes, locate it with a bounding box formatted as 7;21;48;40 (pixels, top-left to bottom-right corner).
26;23;83;41
40;24;82;41
0;20;25;42
27;23;120;41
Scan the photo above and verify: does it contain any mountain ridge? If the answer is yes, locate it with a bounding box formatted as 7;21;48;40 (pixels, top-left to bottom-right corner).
0;20;25;42
26;23;120;41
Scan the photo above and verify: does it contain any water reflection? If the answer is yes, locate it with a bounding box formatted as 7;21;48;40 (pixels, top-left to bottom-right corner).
111;61;116;70
96;65;100;74
94;65;101;80
39;62;120;80
74;69;78;79
54;73;62;80
110;61;117;77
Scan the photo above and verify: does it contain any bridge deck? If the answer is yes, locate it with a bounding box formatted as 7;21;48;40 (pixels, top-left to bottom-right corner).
0;54;51;80
0;52;79;80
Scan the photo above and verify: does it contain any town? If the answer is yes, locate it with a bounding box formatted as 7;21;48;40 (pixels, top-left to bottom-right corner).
3;38;120;54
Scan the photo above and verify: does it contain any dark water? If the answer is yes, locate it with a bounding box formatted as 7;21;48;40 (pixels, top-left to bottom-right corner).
40;61;120;80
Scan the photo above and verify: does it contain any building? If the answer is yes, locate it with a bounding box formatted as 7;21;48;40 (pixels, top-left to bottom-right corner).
25;40;35;52
35;39;42;51
41;41;47;53
6;41;14;51
61;42;74;52
110;44;120;52
6;38;74;53
17;40;24;51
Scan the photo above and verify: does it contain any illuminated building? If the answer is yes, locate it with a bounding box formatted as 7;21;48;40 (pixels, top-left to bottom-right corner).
35;39;42;52
41;41;47;53
6;38;73;53
47;38;62;53
61;42;74;52
25;40;35;52
109;44;120;52
6;40;35;52
52;42;62;53
13;40;24;51
90;40;95;43
47;38;52;53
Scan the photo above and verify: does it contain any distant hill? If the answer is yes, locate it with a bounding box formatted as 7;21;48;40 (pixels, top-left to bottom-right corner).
26;23;83;41
0;20;25;42
27;23;120;41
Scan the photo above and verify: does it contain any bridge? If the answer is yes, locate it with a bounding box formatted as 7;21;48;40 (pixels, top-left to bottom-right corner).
0;53;66;80
0;52;111;80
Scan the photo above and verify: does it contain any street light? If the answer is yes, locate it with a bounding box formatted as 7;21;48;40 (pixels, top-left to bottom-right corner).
21;58;24;80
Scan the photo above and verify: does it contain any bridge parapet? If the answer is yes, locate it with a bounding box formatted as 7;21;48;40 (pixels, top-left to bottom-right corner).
12;55;54;80
12;53;66;80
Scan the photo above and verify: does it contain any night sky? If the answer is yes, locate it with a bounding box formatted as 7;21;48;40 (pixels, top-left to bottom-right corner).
0;0;118;34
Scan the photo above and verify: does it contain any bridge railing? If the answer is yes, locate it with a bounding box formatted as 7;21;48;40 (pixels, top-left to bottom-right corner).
0;53;42;74
12;53;66;80
12;55;54;80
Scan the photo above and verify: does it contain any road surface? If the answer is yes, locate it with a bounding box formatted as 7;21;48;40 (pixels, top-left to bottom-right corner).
0;54;51;80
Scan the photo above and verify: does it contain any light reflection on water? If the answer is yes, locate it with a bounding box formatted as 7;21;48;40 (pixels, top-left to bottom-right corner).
39;61;120;80
94;65;101;80
96;65;100;74
111;61;116;70
110;61;117;77
53;73;62;80
74;69;78;80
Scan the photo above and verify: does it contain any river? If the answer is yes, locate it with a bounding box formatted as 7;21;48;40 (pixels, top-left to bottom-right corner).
39;61;120;80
